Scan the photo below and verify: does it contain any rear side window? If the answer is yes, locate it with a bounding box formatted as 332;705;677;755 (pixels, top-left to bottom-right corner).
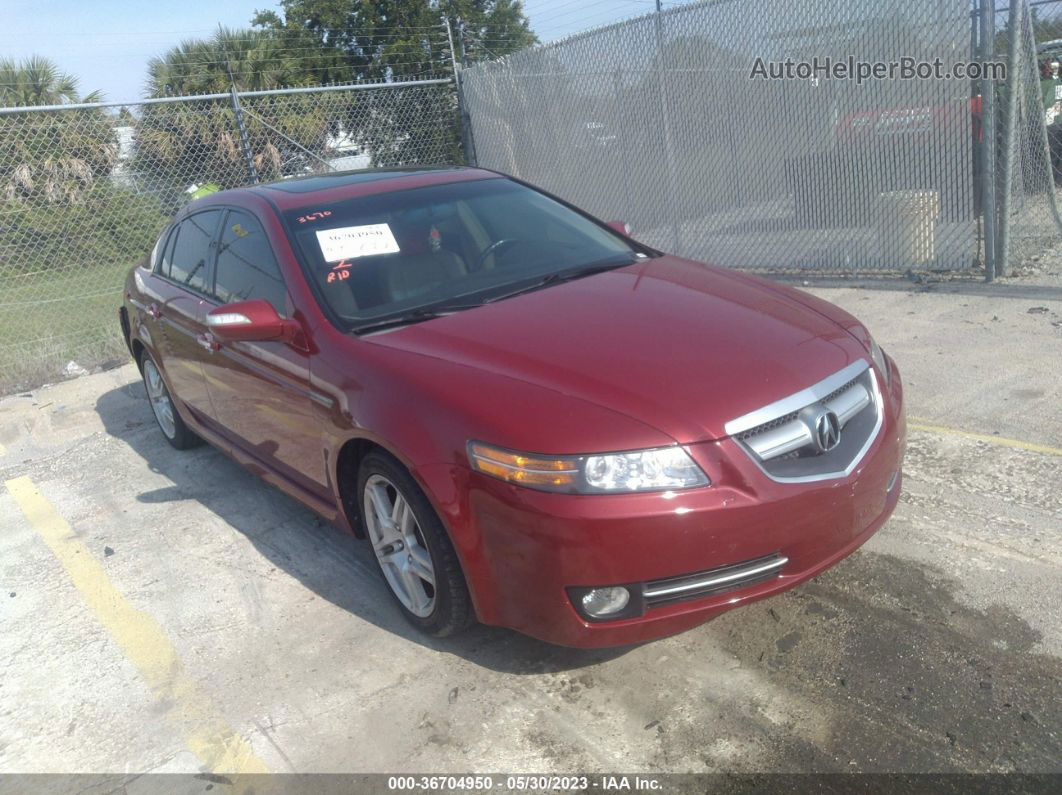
148;227;168;270
157;226;178;277
213;210;287;315
168;210;222;293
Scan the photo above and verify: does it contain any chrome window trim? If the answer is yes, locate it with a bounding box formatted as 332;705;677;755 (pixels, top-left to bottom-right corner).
738;363;885;484
724;359;870;436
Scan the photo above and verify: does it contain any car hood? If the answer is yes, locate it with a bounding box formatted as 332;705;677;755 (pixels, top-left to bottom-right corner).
368;256;867;443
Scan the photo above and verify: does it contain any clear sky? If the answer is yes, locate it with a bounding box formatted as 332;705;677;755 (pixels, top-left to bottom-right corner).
1;0;266;101
1;0;692;103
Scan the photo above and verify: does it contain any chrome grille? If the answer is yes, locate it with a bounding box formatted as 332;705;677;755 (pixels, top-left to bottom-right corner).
644;553;788;608
725;360;883;483
736;411;801;441
738;376;871;461
735;377;862;442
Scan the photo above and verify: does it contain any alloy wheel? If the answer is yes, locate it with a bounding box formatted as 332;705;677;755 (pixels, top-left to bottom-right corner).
363;474;436;617
143;359;177;439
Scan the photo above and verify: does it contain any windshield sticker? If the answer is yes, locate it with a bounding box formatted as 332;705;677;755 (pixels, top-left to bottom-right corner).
326;259;351;284
316;223;400;262
297;210;332;224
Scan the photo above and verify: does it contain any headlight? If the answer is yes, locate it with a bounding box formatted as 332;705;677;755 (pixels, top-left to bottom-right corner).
869;336;890;386
467;441;710;494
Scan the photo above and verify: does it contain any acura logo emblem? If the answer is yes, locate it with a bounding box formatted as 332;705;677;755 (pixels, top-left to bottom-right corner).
812;408;842;453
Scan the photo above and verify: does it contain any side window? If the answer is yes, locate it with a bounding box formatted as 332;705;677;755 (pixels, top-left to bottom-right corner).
213;210;288;315
148;227;167;271
169;210;222;293
157;226;179;277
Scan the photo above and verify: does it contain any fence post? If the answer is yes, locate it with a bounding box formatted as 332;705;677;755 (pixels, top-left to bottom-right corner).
997;0;1024;279
653;3;681;252
446;17;477;167
456;17;470;68
443;17;457;75
456;74;478;167
229;84;259;185
979;0;997;281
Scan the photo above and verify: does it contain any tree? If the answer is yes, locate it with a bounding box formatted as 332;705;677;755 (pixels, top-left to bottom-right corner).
254;1;446;80
144;26;351;97
0;58;166;284
253;0;537;78
135;27;346;207
440;1;537;65
249;2;536;167
0;55;102;107
0;56;115;203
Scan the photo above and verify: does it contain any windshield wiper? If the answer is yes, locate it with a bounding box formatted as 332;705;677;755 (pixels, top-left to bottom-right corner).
478;254;640;304
351;302;484;335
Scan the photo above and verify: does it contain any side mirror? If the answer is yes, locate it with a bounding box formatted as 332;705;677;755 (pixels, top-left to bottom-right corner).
607;220;632;236
206;299;296;343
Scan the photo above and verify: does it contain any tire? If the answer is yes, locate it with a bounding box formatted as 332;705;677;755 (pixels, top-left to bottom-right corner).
358;451;473;637
140;352;202;450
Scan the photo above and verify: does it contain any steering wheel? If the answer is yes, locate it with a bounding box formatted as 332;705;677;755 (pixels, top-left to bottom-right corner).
475;238;524;270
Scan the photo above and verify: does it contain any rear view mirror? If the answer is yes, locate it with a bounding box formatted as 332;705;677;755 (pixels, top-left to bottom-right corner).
607;220;632;236
206;299;296;343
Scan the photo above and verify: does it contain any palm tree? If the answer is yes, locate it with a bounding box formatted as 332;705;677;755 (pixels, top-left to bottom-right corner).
135;28;351;206
0;55;103;107
145;26;352;97
0;56;115;203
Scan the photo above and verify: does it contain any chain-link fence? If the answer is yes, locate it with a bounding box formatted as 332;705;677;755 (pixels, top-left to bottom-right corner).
460;0;1052;277
6;1;1062;395
992;0;1062;273
0;79;459;393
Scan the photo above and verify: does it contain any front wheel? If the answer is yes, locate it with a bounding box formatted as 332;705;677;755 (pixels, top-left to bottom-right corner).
358;451;473;637
141;353;201;450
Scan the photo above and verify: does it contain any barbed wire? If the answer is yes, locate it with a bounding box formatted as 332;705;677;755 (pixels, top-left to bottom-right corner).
0;25;453;42
531;0;647;26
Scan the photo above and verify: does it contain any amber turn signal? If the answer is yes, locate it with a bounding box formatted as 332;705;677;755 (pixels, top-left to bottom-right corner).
467;442;580;489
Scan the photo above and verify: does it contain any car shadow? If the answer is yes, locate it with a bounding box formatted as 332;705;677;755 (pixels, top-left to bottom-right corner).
96;381;630;675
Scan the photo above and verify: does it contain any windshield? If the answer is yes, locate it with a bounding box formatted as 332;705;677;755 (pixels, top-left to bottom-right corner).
283;178;641;332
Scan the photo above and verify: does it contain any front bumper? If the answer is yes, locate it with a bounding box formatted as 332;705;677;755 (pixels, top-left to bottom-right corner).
418;358;906;648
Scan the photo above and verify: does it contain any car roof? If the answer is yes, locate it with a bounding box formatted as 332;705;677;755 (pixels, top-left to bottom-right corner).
214;165;504;211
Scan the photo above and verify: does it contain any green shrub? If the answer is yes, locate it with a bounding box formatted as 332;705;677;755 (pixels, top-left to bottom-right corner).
0;181;168;276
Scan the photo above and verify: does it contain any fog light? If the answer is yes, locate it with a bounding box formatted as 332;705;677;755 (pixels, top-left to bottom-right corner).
581;587;630;618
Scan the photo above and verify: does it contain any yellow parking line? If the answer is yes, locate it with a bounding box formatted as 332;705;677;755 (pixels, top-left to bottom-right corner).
908;417;1062;458
5;476;270;776
0;442;6;456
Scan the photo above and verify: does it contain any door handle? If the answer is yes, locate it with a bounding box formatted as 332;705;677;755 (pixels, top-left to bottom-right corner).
146;303;161;320
196;333;220;353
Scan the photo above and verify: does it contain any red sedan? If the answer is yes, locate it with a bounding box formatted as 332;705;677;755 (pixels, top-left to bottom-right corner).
119;167;905;648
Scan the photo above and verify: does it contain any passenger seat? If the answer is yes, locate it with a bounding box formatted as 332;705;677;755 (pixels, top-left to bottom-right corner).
384;225;469;302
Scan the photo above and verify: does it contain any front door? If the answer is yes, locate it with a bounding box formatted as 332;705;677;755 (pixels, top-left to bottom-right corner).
199;209;328;497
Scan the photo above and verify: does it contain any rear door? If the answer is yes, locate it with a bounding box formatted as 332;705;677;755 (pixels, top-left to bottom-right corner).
200;208;328;495
151;209;224;423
